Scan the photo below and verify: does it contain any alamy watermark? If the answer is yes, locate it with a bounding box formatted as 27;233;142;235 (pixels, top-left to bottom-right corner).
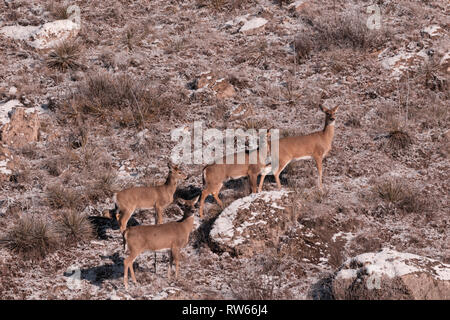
366;4;382;30
170;122;279;171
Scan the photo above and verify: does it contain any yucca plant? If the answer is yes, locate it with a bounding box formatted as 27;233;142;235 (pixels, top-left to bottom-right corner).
2;215;59;260
54;210;94;244
47;40;81;72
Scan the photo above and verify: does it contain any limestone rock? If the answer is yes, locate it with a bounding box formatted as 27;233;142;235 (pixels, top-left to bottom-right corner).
239;17;268;35
332;248;450;300
1;107;40;148
0;145;15;181
288;0;309;13
209;190;295;257
194;72;236;100
0;19;80;49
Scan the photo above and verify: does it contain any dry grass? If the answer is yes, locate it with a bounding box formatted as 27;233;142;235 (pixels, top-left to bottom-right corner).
47;1;69;20
46;184;84;210
70;72;173;127
47;41;81;72
295;9;389;58
1;215;59;261
54;210;94;244
373;179;430;214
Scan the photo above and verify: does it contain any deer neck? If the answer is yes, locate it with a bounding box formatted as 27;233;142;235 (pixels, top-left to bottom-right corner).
322;119;335;142
180;215;194;232
164;172;178;192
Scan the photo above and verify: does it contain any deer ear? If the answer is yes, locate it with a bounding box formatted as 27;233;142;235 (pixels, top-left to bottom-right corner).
332;106;340;112
319;105;327;113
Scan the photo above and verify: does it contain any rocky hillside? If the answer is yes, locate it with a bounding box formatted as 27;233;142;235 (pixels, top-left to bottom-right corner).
0;0;448;299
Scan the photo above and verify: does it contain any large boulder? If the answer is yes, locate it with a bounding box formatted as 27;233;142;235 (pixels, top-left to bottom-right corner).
0;19;80;49
239;17;268;35
0;145;15;181
209;190;296;257
332;248;450;300
0;106;40;148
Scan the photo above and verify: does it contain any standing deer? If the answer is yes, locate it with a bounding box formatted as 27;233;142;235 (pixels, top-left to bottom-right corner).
198;131;272;218
103;163;187;233
259;105;339;192
122;205;195;289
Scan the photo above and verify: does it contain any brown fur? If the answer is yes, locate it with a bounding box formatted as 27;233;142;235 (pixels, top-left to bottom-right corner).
198;133;271;218
122;210;194;289
260;106;339;191
108;163;187;233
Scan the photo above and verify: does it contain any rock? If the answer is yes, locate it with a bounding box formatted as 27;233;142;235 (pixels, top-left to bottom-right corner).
288;0;309;13
197;72;215;89
0;145;15;181
212;78;236;99
239;17;268;34
228;103;254;121
0;107;40;148
194;72;236;100
0;99;23;125
8;87;17;96
440;51;450;74
332;248;450;300
0;19;80;49
379;49;428;79
224;14;250;29
209;190;295;257
420;25;444;40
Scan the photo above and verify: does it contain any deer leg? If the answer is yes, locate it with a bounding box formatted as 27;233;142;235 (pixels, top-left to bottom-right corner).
167;250;173;280
314;156;323;191
118;207;134;234
172;247;180;279
155;205;164;224
249;174;258;194
124;251;139;289
258;174;266;193
199;189;210;218
274;159;290;190
212;192;223;208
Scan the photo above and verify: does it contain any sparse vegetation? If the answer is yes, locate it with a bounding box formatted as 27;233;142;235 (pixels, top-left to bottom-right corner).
47;41;81;72
54;210;94;244
0;0;448;300
69;72;173;127
46;184;84;210
2;215;59;261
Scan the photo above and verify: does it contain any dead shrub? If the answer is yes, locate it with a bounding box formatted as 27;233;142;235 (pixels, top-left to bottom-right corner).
70;72;173;127
295;9;389;59
54;210;94;244
1;215;59;261
386;129;412;151
229;272;289;300
373;179;429;214
85;170;117;202
198;0;256;10
47;41;81;72
46;184;84;210
47;1;69;19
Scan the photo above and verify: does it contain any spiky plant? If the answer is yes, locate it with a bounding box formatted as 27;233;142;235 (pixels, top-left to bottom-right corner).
47;41;81;72
55;210;94;244
2;215;59;260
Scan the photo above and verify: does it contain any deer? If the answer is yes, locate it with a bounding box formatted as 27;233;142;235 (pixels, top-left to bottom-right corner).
103;163;187;233
258;105;339;192
122;204;195;289
198;131;272;218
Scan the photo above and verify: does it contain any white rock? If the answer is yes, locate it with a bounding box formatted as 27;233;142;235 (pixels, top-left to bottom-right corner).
332;248;450;300
0;19;80;49
239;17;268;34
